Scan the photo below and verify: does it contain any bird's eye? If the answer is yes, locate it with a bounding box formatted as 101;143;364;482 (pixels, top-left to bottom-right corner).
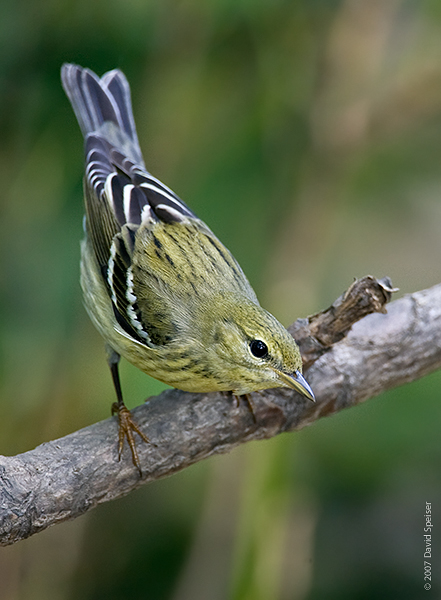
249;340;268;359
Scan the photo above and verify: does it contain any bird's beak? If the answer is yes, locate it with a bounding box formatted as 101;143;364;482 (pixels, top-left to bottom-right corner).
275;369;315;402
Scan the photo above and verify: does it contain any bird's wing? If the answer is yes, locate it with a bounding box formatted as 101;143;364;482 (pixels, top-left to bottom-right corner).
62;64;198;345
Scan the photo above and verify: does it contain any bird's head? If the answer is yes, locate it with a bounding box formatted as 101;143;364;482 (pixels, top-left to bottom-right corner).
196;292;315;400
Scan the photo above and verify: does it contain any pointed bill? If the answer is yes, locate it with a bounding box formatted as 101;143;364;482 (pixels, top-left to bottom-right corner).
275;369;315;402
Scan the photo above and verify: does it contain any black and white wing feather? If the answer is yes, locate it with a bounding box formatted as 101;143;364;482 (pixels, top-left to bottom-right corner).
61;64;197;345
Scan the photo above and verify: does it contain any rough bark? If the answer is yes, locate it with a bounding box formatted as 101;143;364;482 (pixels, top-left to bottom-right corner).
1;277;440;546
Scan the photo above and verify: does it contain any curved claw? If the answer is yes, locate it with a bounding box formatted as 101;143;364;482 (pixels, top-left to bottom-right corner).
111;402;151;476
232;393;257;423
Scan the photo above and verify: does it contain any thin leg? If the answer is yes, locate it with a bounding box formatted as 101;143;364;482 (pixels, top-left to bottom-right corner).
106;346;150;475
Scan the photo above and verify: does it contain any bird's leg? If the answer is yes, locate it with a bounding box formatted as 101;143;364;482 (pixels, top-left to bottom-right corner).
107;347;150;475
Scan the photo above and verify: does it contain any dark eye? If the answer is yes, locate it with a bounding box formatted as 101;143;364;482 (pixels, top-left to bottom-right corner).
250;340;268;359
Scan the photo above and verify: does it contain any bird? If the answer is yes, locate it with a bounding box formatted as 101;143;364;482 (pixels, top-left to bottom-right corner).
61;64;315;473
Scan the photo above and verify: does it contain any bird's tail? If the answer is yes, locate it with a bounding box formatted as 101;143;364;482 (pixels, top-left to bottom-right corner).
61;63;145;167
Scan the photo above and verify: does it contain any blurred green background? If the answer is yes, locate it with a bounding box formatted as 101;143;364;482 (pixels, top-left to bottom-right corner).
1;0;440;598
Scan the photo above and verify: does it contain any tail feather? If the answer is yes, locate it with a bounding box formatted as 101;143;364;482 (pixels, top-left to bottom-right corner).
101;69;139;145
62;63;196;240
61;63;144;166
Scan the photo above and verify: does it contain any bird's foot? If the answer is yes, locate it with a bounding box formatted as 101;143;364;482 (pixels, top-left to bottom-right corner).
111;402;151;476
232;393;257;423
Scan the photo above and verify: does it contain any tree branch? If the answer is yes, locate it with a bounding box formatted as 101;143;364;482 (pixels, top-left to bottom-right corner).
1;278;440;546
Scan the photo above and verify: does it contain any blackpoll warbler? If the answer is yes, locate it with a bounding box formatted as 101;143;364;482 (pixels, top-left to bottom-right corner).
61;64;314;471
